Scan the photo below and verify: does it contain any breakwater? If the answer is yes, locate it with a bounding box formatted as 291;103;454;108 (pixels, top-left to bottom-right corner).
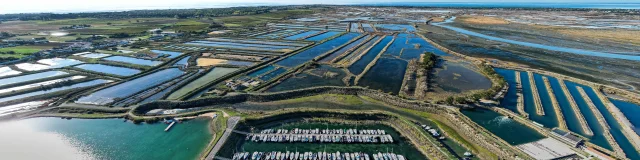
515;71;528;118
559;80;593;136
592;86;640;154
576;86;625;158
543;77;568;130
528;72;544;116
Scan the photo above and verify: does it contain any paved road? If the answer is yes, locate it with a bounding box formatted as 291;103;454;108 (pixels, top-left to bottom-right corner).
206;116;241;160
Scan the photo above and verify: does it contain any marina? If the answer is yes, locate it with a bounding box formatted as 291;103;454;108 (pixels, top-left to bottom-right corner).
248;128;394;144
231;152;406;160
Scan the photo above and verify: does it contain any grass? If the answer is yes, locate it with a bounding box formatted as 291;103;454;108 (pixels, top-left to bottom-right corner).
457;16;510;25
397;107;499;159
216;9;315;27
167;67;239;100
273;94;365;106
0;45;53;54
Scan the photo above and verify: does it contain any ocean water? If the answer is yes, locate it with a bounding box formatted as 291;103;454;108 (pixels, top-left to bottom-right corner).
0;118;212;160
359;3;640;9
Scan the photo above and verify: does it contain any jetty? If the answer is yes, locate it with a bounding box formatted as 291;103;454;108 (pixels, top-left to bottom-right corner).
559;80;593;136
576;86;626;158
515;71;528;118
528;72;544;116
592;86;640;153
164;121;176;132
543;77;568;130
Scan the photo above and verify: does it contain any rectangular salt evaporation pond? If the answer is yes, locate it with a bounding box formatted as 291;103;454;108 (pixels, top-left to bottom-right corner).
0;79;111;104
305;31;342;41
0;66;21;77
74;64;141;76
0;76;85;94
247;65;276;77
15;58;84;71
277;33;360;67
319;35;369;63
284;30;320;40
150;50;182;58
564;81;613;150
259;68;287;81
0;101;47;117
196;58;254;67
0;71;68;88
206;38;307;47
79;53;111;59
376;24;416;32
350;23;360;32
103;56;163;66
358;58;407;94
186;41;297;52
173;56;190;67
166;67;238;100
385;34;449;59
75;68;185;105
349;36;393;75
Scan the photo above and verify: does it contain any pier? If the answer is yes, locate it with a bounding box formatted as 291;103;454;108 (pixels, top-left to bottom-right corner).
231;151;406;160
559;80;593;136
206;116;241;160
543;77;568;130
528;72;544;116
576;86;626;158
248;128;393;143
515;71;528;118
164;121;175;132
592;86;640;154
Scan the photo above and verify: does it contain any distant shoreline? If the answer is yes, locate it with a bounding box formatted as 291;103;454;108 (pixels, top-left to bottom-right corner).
2;2;639;15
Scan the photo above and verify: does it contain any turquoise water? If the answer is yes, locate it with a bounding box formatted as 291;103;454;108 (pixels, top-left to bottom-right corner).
277;33;359;67
0;118;212;160
494;68;518;112
576;84;640;160
76;68;185;105
103;56;164;66
0;79;110;104
434;17;640;61
520;72;558;128
610;99;640;135
461;108;545;145
0;71;69;88
564;81;612;150
306;32;342;41
358;58;407;94
284;31;320;40
348;36;393;75
533;73;559;128
74;64;141;76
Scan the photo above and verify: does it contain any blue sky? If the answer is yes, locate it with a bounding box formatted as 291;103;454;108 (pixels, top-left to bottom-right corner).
1;0;638;14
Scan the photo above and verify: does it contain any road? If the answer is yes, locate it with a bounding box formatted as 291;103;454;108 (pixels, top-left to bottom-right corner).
205;116;241;160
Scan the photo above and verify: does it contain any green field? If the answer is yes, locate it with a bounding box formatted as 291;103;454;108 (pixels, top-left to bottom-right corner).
216;9;315;27
167;67;238;100
0;45;55;54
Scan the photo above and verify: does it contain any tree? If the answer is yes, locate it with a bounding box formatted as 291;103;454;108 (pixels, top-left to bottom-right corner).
445;96;454;105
